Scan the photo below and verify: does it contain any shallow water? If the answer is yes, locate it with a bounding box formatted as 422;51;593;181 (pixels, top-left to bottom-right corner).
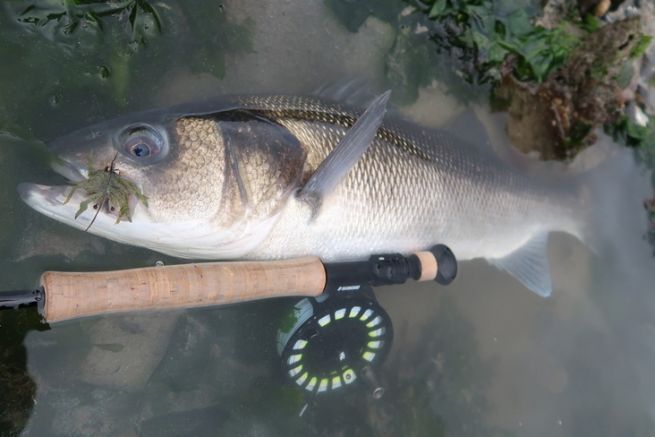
1;1;654;436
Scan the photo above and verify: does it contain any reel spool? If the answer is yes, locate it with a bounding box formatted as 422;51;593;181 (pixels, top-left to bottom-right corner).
277;289;392;397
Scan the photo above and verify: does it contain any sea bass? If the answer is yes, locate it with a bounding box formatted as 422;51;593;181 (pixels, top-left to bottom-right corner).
20;93;599;297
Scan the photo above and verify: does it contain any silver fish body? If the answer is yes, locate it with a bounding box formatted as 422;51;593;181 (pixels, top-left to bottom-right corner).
240;96;582;261
20;94;588;296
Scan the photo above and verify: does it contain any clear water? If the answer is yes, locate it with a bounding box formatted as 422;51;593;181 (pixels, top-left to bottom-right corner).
1;1;654;436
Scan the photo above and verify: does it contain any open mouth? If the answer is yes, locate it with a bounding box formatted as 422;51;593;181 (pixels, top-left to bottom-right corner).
18;157;88;220
18;157;147;232
18;182;95;229
50;157;88;183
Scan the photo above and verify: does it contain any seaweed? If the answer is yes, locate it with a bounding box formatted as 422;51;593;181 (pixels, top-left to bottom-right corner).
494;16;644;159
175;2;254;80
630;35;653;59
0;308;47;437
605;114;655;173
14;0;162;43
423;0;579;83
64;155;148;231
326;0;582;103
0;0;254;137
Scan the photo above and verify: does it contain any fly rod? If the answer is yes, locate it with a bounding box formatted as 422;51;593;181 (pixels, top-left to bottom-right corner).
0;245;456;324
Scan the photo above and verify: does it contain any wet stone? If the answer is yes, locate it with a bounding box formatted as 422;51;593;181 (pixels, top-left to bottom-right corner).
498;17;644;160
78;313;179;392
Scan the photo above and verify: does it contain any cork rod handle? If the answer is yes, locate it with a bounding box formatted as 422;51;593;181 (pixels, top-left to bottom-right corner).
40;257;327;323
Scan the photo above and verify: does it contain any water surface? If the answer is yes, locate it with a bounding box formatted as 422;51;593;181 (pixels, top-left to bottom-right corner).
1;1;654;436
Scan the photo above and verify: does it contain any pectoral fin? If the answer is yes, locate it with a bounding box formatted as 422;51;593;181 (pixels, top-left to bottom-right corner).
297;90;391;210
489;233;553;297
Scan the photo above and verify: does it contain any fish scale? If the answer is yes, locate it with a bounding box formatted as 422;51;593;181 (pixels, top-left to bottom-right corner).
238;96;582;262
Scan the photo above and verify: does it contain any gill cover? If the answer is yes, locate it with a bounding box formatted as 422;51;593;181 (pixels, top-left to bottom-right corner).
210;111;308;226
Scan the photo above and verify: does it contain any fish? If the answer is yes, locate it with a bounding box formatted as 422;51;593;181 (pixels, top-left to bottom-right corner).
18;91;620;297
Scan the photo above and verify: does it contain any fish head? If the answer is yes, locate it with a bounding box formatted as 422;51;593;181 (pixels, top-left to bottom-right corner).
19;108;308;259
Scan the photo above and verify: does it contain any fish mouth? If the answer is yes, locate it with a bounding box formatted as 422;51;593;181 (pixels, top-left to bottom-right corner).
50;157;88;182
18;183;88;228
18;157;145;234
18;157;88;224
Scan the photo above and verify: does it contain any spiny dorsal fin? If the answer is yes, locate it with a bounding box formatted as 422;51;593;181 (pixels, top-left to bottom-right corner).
313;77;378;108
297;90;391;211
489;232;553;297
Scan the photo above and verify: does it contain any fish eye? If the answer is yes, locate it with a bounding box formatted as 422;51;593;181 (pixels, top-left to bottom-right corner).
117;125;166;161
126;137;154;157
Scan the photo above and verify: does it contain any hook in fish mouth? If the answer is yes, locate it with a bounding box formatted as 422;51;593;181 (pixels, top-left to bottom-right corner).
18;154;148;233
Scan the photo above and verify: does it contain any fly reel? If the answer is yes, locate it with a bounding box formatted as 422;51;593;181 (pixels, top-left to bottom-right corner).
275;245;457;398
277;288;392;397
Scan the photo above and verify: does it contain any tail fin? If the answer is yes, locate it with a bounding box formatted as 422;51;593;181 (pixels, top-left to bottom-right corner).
469;110;651;295
480;121;652;297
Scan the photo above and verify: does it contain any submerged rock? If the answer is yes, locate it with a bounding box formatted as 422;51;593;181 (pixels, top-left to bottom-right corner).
15;224;107;262
78;313;179;392
138;405;228;437
31;386;140;436
0;362;35;436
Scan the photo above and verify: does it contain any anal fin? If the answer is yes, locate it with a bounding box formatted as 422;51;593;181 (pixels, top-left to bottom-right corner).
488;232;553;297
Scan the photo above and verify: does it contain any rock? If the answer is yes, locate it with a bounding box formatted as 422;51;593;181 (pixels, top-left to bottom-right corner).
15;224;107;262
42;387;138;437
498;17;643;159
78;313;179;392
396;81;464;129
537;0;578;29
138;405;228;437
